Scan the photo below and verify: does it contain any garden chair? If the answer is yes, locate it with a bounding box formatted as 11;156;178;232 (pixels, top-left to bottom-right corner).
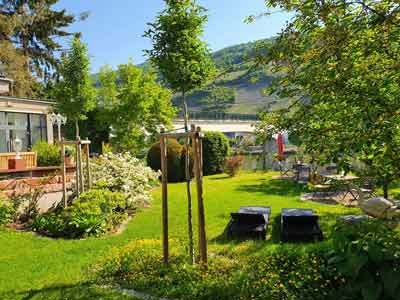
281;208;323;242
227;206;271;240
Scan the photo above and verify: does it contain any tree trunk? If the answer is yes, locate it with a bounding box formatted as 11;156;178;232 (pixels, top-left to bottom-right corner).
75;119;80;139
183;90;194;264
383;178;389;199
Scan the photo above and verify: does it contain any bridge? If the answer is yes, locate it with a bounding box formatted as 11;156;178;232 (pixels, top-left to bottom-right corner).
173;111;259;138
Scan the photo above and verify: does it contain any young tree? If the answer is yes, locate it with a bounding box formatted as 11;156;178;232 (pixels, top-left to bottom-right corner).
97;62;175;154
55;36;96;138
144;0;215;263
255;0;400;198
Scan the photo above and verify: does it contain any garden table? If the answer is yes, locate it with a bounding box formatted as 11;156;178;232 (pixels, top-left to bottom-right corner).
322;174;360;203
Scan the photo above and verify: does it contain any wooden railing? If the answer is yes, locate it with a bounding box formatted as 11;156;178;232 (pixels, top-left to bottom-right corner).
0;152;37;169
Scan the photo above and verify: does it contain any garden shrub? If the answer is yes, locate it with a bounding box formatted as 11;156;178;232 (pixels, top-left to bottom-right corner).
202;131;229;176
32;189;128;238
225;155;244;177
326;220;400;300
91;152;159;208
32;140;61;166
147;139;193;182
0;194;15;226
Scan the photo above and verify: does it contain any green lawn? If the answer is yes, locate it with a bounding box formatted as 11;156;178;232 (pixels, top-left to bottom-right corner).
0;172;359;300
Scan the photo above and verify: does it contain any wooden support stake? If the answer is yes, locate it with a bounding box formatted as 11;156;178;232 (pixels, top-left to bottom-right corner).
160;128;169;264
192;125;207;264
75;142;80;198
60;141;67;207
77;138;84;193
85;144;91;189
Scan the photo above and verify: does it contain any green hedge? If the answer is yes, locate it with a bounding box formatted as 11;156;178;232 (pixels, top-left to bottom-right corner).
147;139;193;182
202;131;229;176
32;140;61;166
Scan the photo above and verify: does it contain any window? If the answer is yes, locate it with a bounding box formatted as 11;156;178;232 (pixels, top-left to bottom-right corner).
30;114;47;147
0;112;48;152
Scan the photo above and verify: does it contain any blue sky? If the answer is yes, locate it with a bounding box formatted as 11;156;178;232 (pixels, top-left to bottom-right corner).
56;1;291;73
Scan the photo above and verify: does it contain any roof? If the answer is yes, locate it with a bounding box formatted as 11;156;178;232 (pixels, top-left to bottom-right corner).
0;95;54;105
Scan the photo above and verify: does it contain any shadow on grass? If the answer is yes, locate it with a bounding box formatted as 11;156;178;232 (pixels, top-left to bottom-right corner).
1;283;135;300
235;178;305;197
208;175;231;181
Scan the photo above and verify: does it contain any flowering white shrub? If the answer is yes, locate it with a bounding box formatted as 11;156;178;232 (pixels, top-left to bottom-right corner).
91;152;160;208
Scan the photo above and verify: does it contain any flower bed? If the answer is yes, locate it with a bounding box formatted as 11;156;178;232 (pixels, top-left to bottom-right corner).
93;221;400;300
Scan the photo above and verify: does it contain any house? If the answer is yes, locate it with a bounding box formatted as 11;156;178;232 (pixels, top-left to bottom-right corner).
0;95;54;153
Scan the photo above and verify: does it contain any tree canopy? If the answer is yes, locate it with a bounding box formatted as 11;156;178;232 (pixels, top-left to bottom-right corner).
144;0;215;95
255;0;400;197
54;36;96;137
97;62;175;154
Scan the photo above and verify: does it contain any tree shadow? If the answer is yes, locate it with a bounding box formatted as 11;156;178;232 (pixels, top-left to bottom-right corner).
235;178;305;197
1;283;134;300
208;175;231;181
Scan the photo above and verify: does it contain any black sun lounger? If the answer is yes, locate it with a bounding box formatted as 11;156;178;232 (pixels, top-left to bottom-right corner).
227;206;271;240
281;208;323;242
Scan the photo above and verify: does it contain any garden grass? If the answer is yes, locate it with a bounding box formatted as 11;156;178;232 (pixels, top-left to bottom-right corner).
0;172;359;299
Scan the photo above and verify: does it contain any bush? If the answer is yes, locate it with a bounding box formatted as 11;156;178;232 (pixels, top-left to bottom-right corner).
32;189;128;238
32;140;61;166
147;139;193;182
202;131;229;176
225;156;244;177
0;194;15;226
326;220;400;300
91;152;159;208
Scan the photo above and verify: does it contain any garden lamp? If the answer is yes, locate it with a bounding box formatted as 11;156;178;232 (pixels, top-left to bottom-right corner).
49;113;67;142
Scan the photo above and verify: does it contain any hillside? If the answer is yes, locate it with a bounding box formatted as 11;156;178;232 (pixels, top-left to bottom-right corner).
93;39;290;114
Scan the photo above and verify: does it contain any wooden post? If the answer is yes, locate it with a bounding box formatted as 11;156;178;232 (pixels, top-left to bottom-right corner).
85;144;91;189
75;141;80;198
77;138;84;193
192;125;207;264
60;141;67;207
160;128;169;264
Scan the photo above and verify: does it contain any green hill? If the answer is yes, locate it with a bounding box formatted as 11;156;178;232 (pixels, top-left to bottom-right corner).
92;38;290;114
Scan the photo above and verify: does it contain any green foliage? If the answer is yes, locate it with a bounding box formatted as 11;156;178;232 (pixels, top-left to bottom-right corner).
94;240;342;300
0;194;14;226
144;0;215;95
32;141;61;167
202;131;229;175
97;62;175;153
147;139;193;182
55;36;96;137
200;86;236;112
327;221;400;300
32;189;128;239
257;0;400;197
0;0;76;83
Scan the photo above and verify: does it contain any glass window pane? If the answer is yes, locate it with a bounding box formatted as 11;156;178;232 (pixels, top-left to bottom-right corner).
0;129;6;152
7;113;28;129
30;114;47;146
0;112;5;126
9;129;28;152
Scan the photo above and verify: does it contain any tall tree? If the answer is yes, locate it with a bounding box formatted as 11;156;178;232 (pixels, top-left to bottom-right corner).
144;0;215;263
54;36;96;138
0;13;35;96
97;62;175;154
254;0;400;198
0;0;80;79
